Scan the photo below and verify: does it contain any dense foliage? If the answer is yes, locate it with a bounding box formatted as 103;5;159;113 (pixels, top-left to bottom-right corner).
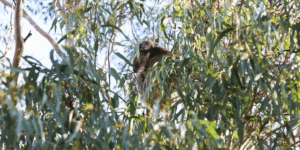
1;0;300;149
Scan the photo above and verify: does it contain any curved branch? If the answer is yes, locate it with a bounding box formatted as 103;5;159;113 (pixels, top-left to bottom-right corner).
0;0;65;58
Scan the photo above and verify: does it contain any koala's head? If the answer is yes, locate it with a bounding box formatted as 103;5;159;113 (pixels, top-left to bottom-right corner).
139;40;156;51
133;40;171;73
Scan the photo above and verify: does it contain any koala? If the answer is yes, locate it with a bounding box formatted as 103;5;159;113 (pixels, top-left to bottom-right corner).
133;40;171;95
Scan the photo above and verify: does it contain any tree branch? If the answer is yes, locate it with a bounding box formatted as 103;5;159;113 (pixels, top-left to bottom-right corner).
12;0;23;69
53;0;65;16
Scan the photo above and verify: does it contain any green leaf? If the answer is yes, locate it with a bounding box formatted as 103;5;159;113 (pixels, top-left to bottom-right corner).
115;52;133;66
109;68;120;80
209;27;235;60
57;30;76;44
49;17;57;33
112;93;119;108
161;125;174;139
102;24;129;40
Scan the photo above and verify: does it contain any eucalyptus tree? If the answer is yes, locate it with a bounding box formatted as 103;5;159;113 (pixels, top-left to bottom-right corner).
0;0;299;149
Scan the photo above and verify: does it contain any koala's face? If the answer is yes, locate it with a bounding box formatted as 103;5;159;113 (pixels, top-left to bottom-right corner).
133;41;152;72
136;41;154;64
139;40;155;51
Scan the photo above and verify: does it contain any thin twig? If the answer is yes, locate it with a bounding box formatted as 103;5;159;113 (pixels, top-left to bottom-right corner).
23;31;32;42
0;49;8;59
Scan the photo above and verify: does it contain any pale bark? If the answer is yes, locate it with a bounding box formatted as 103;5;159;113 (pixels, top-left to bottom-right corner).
12;0;24;69
11;0;24;84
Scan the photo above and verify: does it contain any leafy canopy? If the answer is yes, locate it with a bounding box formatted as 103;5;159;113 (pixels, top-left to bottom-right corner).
0;0;300;149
